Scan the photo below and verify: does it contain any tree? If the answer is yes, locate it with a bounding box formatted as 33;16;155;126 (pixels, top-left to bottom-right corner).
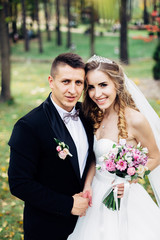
44;0;51;41
90;4;95;56
153;41;160;80
153;0;157;9
35;0;43;53
128;0;133;21
120;0;129;64
21;0;29;51
10;0;18;43
56;0;62;45
0;0;11;101
80;0;85;21
66;0;71;48
143;0;149;24
87;0;120;58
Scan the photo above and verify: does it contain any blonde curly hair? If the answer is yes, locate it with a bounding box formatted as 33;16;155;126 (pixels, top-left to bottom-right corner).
83;60;139;140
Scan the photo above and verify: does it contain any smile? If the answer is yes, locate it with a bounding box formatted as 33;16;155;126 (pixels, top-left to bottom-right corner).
95;98;107;104
66;96;77;101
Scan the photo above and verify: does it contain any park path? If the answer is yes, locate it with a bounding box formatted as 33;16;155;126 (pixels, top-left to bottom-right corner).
137;78;160;100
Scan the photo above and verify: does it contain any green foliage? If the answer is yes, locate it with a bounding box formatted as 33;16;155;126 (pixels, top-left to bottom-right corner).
153;41;160;80
153;42;160;61
92;0;119;20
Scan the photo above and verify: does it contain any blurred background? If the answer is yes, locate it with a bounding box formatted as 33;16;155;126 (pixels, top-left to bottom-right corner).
0;0;160;239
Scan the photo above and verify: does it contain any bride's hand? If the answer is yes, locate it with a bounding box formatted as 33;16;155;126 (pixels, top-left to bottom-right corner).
115;183;125;198
113;178;139;198
83;184;92;207
129;178;139;184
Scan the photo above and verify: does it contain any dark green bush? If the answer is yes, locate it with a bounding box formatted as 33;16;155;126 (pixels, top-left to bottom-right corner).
153;41;160;80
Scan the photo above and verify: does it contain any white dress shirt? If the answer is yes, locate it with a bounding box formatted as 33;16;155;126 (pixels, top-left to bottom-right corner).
50;95;89;177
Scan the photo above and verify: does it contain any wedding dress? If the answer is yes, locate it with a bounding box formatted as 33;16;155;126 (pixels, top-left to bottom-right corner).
68;136;160;240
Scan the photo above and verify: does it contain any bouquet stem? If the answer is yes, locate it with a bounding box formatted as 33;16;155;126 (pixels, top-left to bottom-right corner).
103;190;121;211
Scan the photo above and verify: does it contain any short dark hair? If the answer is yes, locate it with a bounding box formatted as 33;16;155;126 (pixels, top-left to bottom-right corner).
50;53;85;77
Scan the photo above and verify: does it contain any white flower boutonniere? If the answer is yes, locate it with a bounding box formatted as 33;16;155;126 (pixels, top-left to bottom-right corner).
54;138;73;160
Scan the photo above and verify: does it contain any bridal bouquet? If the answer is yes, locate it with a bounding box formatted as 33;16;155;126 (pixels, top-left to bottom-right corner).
96;139;150;210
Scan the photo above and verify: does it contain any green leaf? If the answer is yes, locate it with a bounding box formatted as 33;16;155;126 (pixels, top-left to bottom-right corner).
144;170;151;177
54;138;60;145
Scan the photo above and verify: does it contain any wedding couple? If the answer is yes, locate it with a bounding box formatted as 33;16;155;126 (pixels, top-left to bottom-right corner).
8;53;160;240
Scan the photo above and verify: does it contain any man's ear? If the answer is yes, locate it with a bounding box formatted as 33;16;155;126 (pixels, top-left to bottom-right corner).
48;75;54;88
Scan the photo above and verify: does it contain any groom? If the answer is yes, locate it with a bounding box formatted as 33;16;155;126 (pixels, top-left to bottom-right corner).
8;53;94;240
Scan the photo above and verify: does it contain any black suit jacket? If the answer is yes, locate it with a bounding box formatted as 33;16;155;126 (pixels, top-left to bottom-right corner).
8;95;94;240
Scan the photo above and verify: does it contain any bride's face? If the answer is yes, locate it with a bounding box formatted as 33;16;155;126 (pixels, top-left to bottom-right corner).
86;69;117;110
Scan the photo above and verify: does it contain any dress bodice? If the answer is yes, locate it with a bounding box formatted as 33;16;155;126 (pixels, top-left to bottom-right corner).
93;136;116;180
94;136;115;164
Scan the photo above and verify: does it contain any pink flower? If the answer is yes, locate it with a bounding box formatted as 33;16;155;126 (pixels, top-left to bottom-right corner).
56;146;62;152
54;138;73;159
133;154;140;161
58;150;67;160
105;160;116;172
116;160;127;171
127;167;136;176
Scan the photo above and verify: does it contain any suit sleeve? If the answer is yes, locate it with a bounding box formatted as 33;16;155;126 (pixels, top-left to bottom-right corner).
8;119;73;217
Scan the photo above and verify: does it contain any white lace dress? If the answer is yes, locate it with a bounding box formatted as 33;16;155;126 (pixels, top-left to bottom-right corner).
67;137;160;240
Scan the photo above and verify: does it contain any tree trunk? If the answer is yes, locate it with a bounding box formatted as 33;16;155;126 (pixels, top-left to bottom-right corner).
143;0;149;24
128;0;132;21
35;0;43;53
44;0;51;41
12;1;18;42
56;0;62;45
21;0;29;51
0;1;11;101
90;5;95;56
66;0;71;48
80;0;85;21
120;0;129;64
153;0;157;9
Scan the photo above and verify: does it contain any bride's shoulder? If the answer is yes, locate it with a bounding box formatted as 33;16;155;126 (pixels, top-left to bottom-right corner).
125;107;147;128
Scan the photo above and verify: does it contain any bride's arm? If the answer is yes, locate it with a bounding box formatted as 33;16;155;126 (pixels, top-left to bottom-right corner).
84;162;96;187
83;162;96;206
132;113;160;171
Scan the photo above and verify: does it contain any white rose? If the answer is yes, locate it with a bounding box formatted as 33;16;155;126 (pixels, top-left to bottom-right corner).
60;142;65;148
142;147;148;154
125;152;133;163
112;147;118;155
137;142;141;148
136;165;146;178
63;148;69;155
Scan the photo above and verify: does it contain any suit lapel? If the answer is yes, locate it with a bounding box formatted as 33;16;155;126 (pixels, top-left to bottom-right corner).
43;95;81;185
77;103;94;182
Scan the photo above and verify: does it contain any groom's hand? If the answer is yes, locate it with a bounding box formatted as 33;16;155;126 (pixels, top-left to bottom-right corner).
71;193;89;216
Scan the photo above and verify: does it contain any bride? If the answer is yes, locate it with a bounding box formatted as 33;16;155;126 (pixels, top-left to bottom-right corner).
68;55;160;240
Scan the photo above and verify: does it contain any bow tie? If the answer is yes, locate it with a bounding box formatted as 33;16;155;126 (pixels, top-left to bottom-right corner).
63;109;80;124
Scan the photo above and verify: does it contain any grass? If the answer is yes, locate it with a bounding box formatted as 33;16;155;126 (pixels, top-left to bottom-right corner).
0;29;160;239
11;29;158;61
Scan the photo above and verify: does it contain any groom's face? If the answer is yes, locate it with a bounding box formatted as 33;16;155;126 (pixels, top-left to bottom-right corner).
48;64;85;112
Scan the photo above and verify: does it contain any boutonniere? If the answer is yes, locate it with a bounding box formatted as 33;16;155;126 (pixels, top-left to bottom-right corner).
54;138;73;160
